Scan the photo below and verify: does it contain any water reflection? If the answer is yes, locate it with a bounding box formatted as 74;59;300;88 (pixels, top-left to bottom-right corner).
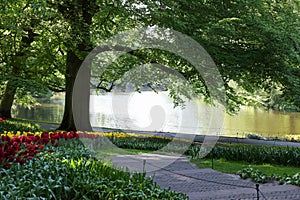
12;92;300;137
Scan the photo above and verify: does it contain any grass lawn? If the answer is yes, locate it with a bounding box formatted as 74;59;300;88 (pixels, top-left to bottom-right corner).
190;158;300;177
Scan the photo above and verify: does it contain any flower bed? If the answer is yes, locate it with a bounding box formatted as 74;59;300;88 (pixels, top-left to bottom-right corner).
0;119;43;133
79;131;192;153
0;131;78;168
0;130;188;199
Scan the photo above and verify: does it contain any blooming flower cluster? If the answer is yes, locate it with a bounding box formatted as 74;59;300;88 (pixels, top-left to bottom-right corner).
78;132;135;139
0;131;79;168
286;134;300;142
79;131;191;142
0;117;5;122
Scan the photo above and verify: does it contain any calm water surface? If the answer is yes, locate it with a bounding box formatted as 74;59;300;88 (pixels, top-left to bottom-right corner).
12;92;300;138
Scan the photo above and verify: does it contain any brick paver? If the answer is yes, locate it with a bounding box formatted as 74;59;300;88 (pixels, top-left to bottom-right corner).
110;154;300;200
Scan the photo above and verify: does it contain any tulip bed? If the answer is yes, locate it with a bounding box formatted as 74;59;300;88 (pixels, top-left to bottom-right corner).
79;131;192;154
0;121;188;199
0;131;78;168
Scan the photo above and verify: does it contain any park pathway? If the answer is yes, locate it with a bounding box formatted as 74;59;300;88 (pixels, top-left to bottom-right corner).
34;121;300;199
110;154;300;200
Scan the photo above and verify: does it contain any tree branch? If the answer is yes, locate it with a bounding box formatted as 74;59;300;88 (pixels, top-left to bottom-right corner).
90;81;115;92
48;85;65;93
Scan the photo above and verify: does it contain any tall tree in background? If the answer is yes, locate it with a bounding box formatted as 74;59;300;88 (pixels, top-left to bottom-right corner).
0;0;65;118
0;1;43;118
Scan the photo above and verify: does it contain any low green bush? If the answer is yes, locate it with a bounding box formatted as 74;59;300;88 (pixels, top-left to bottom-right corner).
237;166;267;183
0;139;188;199
188;143;300;167
278;173;300;186
238;166;300;186
0;120;43;133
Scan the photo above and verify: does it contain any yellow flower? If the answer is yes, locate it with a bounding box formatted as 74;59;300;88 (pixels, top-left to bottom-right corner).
15;131;21;136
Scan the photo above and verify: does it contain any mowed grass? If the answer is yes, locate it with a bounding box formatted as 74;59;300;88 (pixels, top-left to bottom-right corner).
190;158;300;177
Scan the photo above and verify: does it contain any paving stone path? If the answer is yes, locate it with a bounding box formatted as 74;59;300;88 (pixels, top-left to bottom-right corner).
35;122;300;199
110;154;300;200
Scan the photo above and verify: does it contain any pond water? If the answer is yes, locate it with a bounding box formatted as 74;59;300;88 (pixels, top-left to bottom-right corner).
12;92;300;138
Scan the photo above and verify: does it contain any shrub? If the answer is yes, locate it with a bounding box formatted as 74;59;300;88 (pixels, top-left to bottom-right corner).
278;173;300;186
238;166;300;186
238;166;267;183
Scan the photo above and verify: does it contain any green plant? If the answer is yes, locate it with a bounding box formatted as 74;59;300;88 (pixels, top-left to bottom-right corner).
276;173;300;186
238;166;300;186
0;120;43;133
188;143;300;167
0;139;188;199
80;132;192;156
190;158;300;177
238;166;267;183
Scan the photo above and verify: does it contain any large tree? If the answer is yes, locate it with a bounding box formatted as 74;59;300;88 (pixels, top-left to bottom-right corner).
1;0;298;131
0;0;65;118
54;0;299;131
46;0;140;130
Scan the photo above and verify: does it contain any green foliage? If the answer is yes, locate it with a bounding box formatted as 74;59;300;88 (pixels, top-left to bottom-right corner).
80;133;192;159
111;136;190;152
278;173;300;186
0;0;65;116
143;0;300;112
238;166;267;183
0;139;188;199
189;143;300;167
238;166;300;186
1;0;299;127
0;120;43;133
190;158;300;178
82;133;300;168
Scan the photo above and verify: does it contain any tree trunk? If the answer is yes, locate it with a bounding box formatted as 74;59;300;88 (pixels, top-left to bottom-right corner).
57;51;81;131
0;63;20;119
56;0;96;131
57;50;92;131
72;57;92;132
0;26;36;119
0;81;17;118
